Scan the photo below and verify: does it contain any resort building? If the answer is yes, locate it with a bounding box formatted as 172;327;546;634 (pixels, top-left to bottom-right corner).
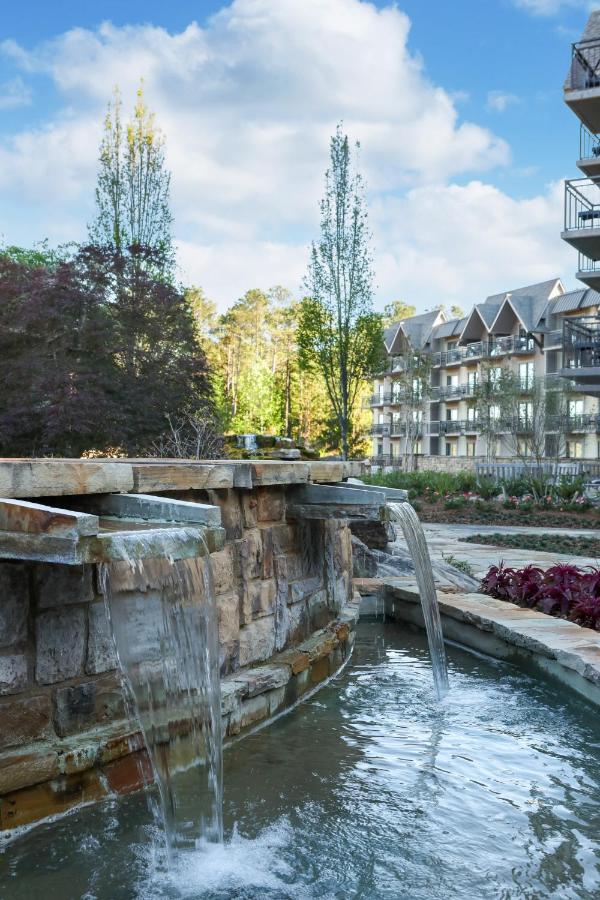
369;280;600;467
561;9;600;397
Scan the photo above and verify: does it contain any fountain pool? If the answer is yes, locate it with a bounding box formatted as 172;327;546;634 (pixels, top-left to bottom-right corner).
3;619;600;900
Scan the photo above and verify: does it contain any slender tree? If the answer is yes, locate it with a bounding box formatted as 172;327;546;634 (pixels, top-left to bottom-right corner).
90;85;173;264
298;124;384;459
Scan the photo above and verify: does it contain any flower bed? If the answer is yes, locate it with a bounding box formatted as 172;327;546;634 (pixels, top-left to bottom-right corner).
460;532;600;556
480;562;600;630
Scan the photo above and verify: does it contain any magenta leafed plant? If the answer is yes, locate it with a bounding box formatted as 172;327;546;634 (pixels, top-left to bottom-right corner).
480;561;600;631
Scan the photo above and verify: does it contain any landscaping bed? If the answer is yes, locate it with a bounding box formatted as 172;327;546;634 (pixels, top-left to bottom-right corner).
481;562;600;630
460;532;600;556
416;503;600;529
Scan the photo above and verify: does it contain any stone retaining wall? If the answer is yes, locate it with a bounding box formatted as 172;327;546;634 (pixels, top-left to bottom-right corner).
0;473;357;833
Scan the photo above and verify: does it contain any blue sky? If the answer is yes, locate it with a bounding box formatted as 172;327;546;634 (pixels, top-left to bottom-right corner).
0;0;595;311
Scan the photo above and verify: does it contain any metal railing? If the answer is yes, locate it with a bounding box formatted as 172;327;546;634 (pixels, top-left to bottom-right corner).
567;38;600;92
564;178;600;232
579;121;600;160
577;252;600;280
369;455;402;469
545;329;563;346
563;316;600;370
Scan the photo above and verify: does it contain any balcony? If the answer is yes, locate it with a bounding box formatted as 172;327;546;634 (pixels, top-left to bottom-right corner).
544;329;563;347
562;179;600;260
368;393;391;407
577;122;600;177
560;316;600;389
576;252;600;291
565;38;600;131
487;335;536;356
370;424;391;436
369;455;402;469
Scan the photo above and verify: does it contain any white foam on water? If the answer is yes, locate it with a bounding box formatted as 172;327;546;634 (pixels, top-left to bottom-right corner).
136;818;315;899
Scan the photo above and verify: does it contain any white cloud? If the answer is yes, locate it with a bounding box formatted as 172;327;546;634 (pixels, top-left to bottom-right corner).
0;0;574;310
486;91;520;113
0;76;32;110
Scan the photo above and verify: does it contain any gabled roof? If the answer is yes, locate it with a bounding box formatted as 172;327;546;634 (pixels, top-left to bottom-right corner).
383;322;402;353
483;279;564;333
399;309;445;350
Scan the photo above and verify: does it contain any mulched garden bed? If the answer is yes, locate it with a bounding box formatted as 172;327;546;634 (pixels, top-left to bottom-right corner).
416;503;600;530
460;532;600;557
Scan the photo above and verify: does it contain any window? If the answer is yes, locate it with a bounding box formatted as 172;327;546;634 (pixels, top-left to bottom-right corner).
518;401;532;424
445;441;457;457
414;440;422;455
517;438;531;456
412;410;422;422
567;441;583;459
467;406;477;423
466;440;476;457
489;367;502;386
446;408;458;421
377;442;383;456
489;404;500;420
569;399;584;421
519;362;534;388
467;371;478;391
446;374;459;387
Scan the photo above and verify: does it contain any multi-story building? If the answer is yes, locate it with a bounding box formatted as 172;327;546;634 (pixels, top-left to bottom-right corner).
369;280;600;467
561;10;600;395
370;13;600;470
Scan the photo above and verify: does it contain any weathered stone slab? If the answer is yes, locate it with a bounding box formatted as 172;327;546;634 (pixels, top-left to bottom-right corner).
0;694;53;749
88;493;221;527
35;607;87;684
35;563;94;609
53;682;98;737
238;615;276;667
274;647;310;675
0;563;29;648
232;665;290;698
86;602;118;675
131;463;233;493
0;751;60;794
308;461;344;483
256;488;284;523
211;545;236;596
250;462;310;487
0;461;134;499
297;629;336;663
241;579;276;625
0;499;98;537
0;654;28;695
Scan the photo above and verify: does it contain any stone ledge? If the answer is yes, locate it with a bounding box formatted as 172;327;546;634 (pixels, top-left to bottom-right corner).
380;579;600;705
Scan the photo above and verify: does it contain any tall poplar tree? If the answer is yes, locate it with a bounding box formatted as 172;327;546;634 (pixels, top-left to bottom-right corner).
298;125;384;459
90;85;173;264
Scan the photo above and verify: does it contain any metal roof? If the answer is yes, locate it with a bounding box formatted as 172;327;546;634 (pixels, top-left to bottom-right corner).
549;288;600;315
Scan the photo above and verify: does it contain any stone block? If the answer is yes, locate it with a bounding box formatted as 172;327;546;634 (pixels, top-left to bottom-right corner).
0;750;59;794
256;488;285;522
35;607;87;684
210;545;236;596
86;602;118;675
53;682;97;737
273;555;290;651
285;554;306;582
102;748;153;795
0;562;29;649
35;564;93;609
0;694;53;750
275;648;310;675
238;615;276;667
261;528;274;579
290;577;322;605
233;665;290;698
240;493;258;529
243;529;264;579
239;693;269;730
270;523;297;555
241;579;276;625
287;600;310;643
216;591;240;675
0;654;28;695
207;490;244;540
0;768;108;831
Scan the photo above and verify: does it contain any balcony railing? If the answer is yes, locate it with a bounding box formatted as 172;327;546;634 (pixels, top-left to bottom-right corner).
564;179;600;232
370;424;391;436
567;38;600;92
563;316;600;370
579;122;600;160
430;336;535;366
577;251;600;280
545;329;563;347
369;455;402;469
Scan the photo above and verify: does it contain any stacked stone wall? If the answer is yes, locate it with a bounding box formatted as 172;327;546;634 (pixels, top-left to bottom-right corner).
0;483;355;831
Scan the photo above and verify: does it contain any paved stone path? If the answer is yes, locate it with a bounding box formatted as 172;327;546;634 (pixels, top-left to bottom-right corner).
392;521;600;577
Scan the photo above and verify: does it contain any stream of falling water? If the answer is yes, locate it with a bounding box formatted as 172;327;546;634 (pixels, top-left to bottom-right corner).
387;502;449;699
97;538;223;861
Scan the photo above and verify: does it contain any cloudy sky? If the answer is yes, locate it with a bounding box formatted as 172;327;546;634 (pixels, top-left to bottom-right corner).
0;0;596;311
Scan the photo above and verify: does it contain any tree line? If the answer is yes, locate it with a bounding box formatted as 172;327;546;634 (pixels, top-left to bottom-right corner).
0;92;384;459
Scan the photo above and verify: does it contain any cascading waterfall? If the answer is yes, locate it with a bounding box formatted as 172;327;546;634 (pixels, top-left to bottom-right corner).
97;537;223;860
387;502;449;699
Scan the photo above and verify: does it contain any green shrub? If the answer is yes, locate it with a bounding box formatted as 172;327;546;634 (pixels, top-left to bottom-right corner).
409;499;422;512
444;495;467;510
475;476;499;500
500;476;529;497
442;553;474;577
555;475;585;502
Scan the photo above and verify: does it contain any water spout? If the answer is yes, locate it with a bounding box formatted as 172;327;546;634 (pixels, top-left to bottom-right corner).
237;433;258;452
387;502;449;699
98;542;223;860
